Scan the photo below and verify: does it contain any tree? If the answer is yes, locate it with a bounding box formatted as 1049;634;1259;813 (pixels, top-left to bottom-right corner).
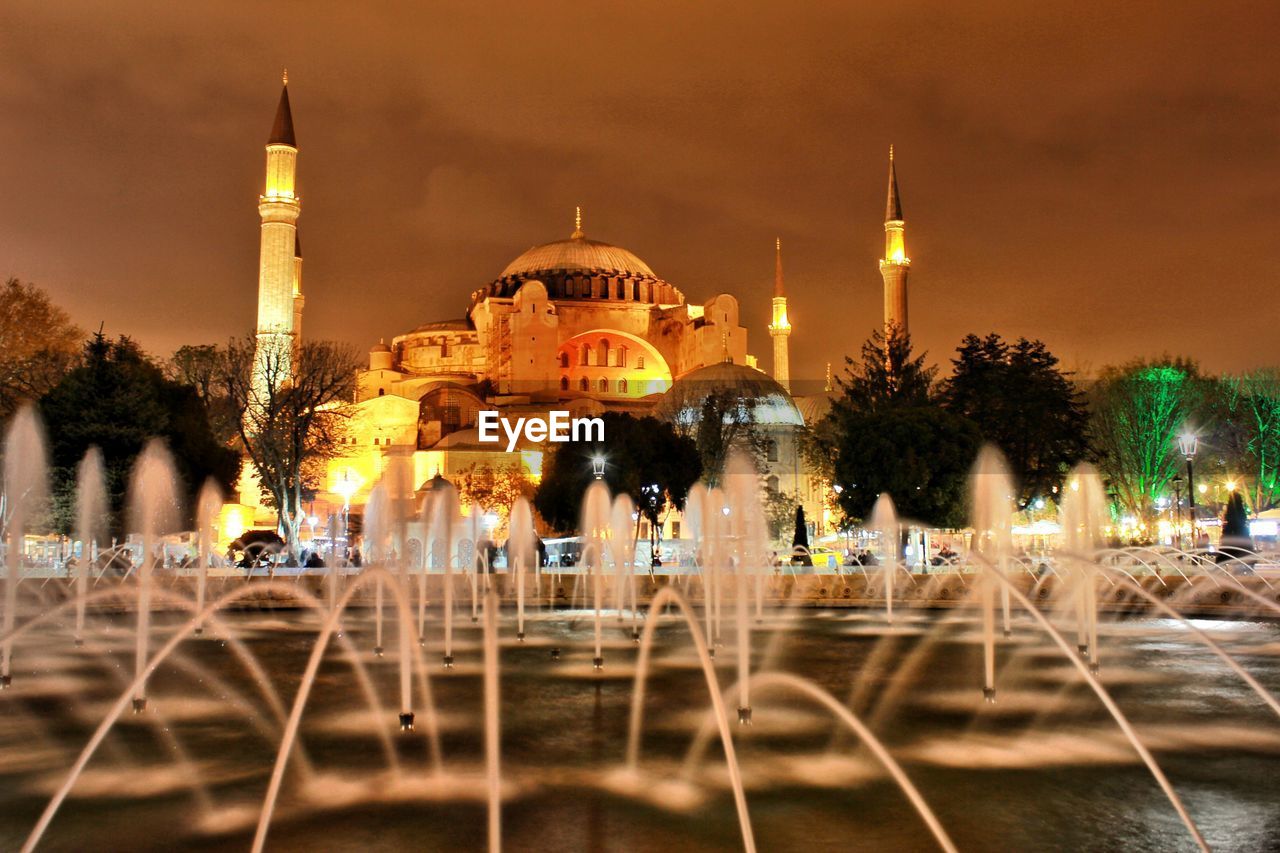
455;462;535;537
1213;370;1280;513
818;329;980;528
39;334;241;536
763;487;799;544
791;505;811;564
0;278;84;420
220;334;360;556
533;412;701;536
940;333;1089;509
1220;490;1253;558
834;327;935;415
1090;359;1208;524
169;344;238;445
658;387;769;486
831;406;982;528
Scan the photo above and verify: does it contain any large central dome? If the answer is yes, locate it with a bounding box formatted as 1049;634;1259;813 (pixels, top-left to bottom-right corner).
500;235;656;280
471;214;684;308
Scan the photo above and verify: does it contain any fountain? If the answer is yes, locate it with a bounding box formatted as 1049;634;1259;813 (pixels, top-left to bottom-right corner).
1;408;1277;852
127;439;179;713
73;447;106;646
2;405;46;687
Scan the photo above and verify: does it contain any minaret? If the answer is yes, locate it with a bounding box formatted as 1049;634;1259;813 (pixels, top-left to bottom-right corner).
253;70;301;397
768;237;792;391
291;233;304;339
878;145;910;338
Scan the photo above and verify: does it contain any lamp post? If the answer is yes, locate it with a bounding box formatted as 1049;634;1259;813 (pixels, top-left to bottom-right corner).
591;454;606;480
1178;432;1198;546
1172;475;1184;548
334;473;360;565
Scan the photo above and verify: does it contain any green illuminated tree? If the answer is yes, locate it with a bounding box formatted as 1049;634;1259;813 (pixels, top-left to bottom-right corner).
1213;370;1280;512
1089;359;1208;524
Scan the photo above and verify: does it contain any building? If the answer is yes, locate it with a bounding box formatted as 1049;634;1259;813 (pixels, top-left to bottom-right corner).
230;80;918;553
321;210;829;548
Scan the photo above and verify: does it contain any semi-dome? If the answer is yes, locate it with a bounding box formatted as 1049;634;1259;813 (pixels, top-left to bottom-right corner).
662;361;804;427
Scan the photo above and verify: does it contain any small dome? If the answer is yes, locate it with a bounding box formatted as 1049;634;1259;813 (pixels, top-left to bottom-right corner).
499;235;656;280
370;341;391;354
662;362;804;427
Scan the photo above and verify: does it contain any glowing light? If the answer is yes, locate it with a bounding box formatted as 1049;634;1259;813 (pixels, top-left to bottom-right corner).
1226;480;1238;492
1250;520;1278;537
333;469;363;504
1198;483;1208;495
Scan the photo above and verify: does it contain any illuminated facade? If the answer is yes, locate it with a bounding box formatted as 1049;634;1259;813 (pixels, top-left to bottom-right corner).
320;209;837;543
879;146;910;337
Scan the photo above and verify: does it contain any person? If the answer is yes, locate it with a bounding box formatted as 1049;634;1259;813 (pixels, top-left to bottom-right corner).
305;550;325;568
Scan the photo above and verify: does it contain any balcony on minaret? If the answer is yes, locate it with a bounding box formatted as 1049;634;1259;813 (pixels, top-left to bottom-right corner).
769;300;791;333
883;222;909;266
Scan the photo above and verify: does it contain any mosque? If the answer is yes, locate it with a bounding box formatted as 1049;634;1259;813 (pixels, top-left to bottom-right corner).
227;78;913;556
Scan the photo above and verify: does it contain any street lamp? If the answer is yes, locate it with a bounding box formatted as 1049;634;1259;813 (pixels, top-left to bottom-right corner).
1178;432;1198;544
333;472;360;564
591;454;606;480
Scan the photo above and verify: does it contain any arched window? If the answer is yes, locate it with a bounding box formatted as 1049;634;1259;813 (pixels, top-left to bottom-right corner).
598;377;608;393
618;378;628;394
580;344;592;366
615;279;625;299
636;355;645;369
558;351;570;368
766;439;779;462
599;339;610;365
579;377;589;392
559;375;569;391
617;346;628;368
766;475;779;493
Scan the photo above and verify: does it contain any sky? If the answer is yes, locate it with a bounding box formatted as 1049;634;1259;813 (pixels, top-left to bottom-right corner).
2;1;1278;383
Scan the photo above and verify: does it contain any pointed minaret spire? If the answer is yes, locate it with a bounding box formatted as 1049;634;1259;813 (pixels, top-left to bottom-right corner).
268;74;296;147
774;237;785;297
879;145;910;338
768;237;792;391
885;144;903;222
571;205;584;239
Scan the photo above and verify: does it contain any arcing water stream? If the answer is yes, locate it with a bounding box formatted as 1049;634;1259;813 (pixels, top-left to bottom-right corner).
2;405;1279;851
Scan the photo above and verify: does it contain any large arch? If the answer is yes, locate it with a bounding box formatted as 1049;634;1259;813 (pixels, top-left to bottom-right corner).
556;328;672;399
